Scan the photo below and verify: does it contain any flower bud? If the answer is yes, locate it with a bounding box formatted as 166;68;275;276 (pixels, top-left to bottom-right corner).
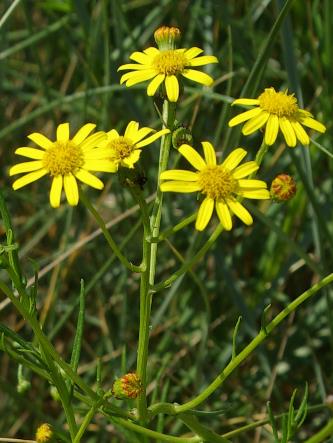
154;26;181;50
112;373;143;399
270;174;296;202
35;423;54;443
172;125;193;149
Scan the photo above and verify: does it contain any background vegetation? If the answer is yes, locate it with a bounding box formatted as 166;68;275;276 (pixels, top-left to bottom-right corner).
0;0;332;441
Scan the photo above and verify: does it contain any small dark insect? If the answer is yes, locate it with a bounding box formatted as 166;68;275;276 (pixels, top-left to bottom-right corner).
134;172;147;190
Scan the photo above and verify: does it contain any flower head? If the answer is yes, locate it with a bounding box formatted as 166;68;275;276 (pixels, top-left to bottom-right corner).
35;423;53;443
10;123;116;208
154;26;181;50
228;87;326;147
99;121;169;170
118;47;218;102
160;142;270;231
112;373;143;399
270;174;296;202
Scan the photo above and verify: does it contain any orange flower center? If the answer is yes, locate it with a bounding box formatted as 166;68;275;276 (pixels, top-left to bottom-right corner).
258;88;299;118
43;141;84;176
153;50;187;75
198;166;237;200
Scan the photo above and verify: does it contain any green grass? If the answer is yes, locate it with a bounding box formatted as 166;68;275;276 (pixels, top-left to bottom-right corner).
0;1;333;442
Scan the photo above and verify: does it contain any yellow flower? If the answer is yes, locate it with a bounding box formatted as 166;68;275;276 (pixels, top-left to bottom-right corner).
9;123;116;208
228;87;326;147
160;142;270;231
99;121;170;170
118;47;218;102
35;423;53;443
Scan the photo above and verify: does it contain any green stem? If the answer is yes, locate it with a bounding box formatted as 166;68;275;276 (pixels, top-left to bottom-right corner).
255;141;269;167
0;272;77;438
80;189;143;273
180;414;231;443
136;208;152;421
149;100;177;278
41;348;77;439
0;275;130;420
136;99;176;422
158;213;197;242
172;273;333;413
73;397;104;443
113;417;201;443
304;418;333;443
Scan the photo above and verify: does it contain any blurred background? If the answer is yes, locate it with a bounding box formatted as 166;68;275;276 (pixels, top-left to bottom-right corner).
0;1;332;441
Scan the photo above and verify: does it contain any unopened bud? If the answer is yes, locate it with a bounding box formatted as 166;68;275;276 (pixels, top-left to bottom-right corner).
112;373;143;399
154;26;181;50
35;423;54;443
172;125;193;149
270;174;296;202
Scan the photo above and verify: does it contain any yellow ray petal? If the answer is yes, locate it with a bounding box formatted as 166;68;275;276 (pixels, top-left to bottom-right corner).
195;198;214;231
75;169;104;189
300;116;326;133
238;179;267;188
50;175;63;208
84;148;112;160
232;98;259;106
121;149;141;168
202;141;216;166
264;114;279;145
132;127;154;144
216;200;232;230
9;161;43;176
28;132;53;150
124;121;140;140
106;129;119;140
143;47;159;56
189;55;218;66
160;181;201;193
160;170;198;181
64;174;79;206
221;148;247;170
184;47;204;59
228;107;262;127
178;144;206;171
125;70;156;86
12;169;48;190
56;123;70;142
72;123;96;145
242;111;269;135
81;132;107;151
181;69;214;86
279;117;296;147
227;200;253;225
118;63;152;71
120;71;140;84
84;160;117;172
136;129;169;148
15;147;45;159
240;189;270;199
147;74;165;96
291;121;310;145
165;75;179;102
232;161;258;179
129;51;151;64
